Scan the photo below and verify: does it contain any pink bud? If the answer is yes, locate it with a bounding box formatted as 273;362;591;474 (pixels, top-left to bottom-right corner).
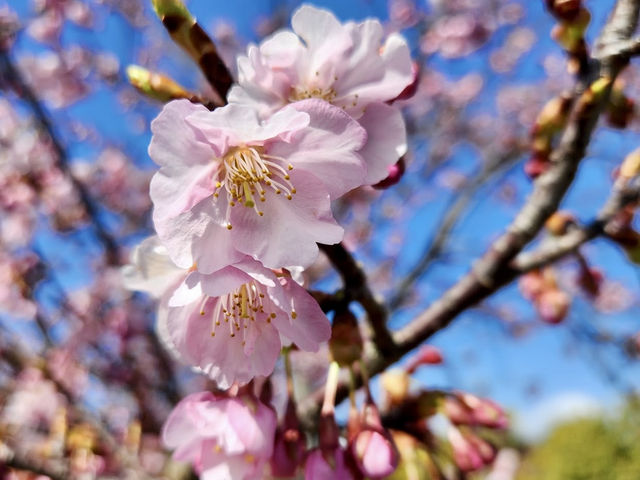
537;289;571;324
457;393;509;429
518;270;546;301
351;429;399;478
524;155;550;179
348;400;399;478
443;396;474;425
448;428;484;472
406;345;443;373
270;399;306;477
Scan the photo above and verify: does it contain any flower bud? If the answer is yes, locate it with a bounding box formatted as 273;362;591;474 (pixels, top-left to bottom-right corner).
270;399;306;477
305;447;356;480
443;396;474;425
406;345;443;374
381;369;410;406
456;393;509;429
546;0;582;21
524;154;551;179
351;429;398;478
545;211;575;236
349;401;399;479
126;65;192;103
537;288;571;324
577;266;603;298
448;428;496;472
329;310;363;366
620;148;640;180
518;270;546;301
532;95;572;137
550;8;590;51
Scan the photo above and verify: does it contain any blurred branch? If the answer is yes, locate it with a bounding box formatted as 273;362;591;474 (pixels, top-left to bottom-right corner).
514;175;640;272
0;51;120;265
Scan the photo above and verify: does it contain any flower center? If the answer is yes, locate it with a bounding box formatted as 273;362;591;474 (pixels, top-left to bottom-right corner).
288;85;337;103
198;282;297;345
213;147;296;229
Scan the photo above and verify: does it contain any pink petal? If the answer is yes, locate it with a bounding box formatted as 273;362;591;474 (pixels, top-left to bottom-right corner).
268;99;367;198
186;103;309;147
121;236;185;297
335;30;413;114
357;103;407;184
230;169;343;269
153;200;244;273
270;277;331;352
162;391;217;450
149;100;219;218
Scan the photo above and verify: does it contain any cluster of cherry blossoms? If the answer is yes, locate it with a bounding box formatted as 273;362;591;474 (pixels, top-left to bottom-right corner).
123;4;415;478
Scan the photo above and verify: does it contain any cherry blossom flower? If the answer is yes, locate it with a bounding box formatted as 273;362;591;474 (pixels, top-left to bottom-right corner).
228;4;412;185
162;391;277;480
149;98;366;271
123;237;331;388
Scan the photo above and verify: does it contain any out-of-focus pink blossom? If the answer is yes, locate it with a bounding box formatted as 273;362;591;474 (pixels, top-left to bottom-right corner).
47;349;89;397
0;252;42;320
388;0;421;28
149;99;366;271
420;13;492;59
73;148;151;222
1;368;65;430
304;448;355;480
18;47;92;108
229;4;412;185
537;288;571;324
444;392;508;430
162;391;277;480
269;399;306;477
448;427;495;472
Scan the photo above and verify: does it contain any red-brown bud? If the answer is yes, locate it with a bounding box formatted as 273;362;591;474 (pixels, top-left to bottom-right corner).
329;309;363;366
546;0;582;21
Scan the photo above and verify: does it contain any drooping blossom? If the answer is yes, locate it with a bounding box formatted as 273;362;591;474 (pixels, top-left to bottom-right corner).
348;400;399;478
149;98;366;271
162;391;277;480
123;237;331;388
305;448;355;480
228;4;412;185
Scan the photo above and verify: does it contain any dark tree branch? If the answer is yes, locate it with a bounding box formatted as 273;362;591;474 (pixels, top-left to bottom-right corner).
513;174;640;272
319;244;396;355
